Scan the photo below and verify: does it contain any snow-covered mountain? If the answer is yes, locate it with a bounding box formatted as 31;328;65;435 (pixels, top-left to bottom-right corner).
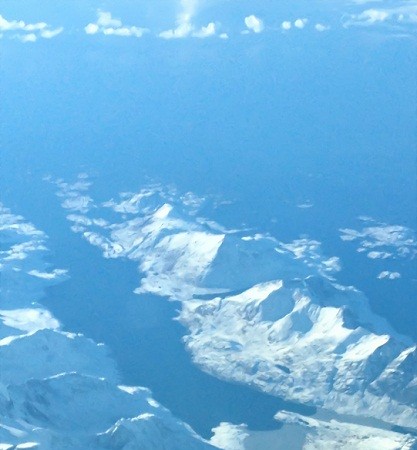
0;203;216;449
2;178;416;449
49;175;417;437
182;278;417;428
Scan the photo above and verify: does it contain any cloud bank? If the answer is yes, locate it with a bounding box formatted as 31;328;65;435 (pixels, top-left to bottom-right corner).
0;14;63;42
345;3;417;28
85;11;149;38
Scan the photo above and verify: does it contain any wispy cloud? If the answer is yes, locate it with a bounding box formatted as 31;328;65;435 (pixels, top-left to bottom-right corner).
85;11;149;38
344;3;417;28
315;23;330;32
40;27;64;39
0;14;63;42
178;0;198;25
159;0;219;39
159;0;197;39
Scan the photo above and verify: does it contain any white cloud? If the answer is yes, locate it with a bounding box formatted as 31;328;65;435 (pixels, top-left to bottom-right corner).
85;23;99;35
24;22;47;32
315;23;330;32
28;268;68;280
85;11;148;38
0;14;62;42
356;9;390;24
159;22;193;39
192;22;216;38
159;0;199;39
19;33;37;43
281;18;310;32
40;27;64;39
0;15;31;31
244;15;264;33
160;1;219;40
96;11;122;28
367;250;392;259
178;0;198;25
377;271;401;280
103;26;148;38
219;32;229;40
345;4;417;28
294;18;308;29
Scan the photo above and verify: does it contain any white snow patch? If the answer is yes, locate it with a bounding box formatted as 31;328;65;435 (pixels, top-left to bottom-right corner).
0;309;59;333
